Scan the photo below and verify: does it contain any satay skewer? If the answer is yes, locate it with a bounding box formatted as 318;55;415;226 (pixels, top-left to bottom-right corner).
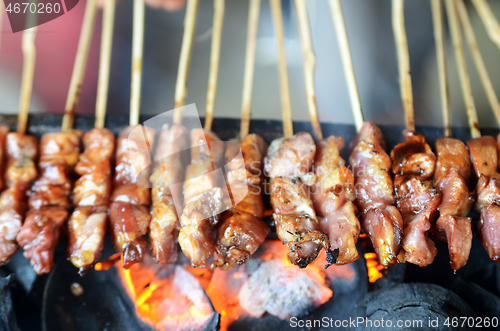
445;0;480;139
471;0;500;52
178;18;225;266
204;0;225;131
264;0;329;268
17;9;96;273
431;0;451;137
270;0;292;138
211;0;269;269
329;0;363;133
305;0;361;266
459;0;500;263
392;0;414;132
294;0;322;140
68;0;116;274
456;0;500;127
429;0;475;272
149;1;207;267
391;0;441;267
333;0;400;267
0;24;38;266
173;0;199;124
240;0;261;140
109;0;156;268
62;0;98;131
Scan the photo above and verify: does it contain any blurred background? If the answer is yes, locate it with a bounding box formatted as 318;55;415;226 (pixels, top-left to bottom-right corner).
1;0;500;129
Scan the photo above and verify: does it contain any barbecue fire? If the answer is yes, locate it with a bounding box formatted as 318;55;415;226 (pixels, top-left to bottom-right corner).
116;254;217;331
364;252;385;283
108;239;357;331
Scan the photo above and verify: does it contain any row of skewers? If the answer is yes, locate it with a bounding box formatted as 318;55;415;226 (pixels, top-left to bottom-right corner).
1;0;500;277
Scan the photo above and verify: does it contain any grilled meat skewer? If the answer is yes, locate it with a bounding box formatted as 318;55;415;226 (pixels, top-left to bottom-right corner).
265;132;329;268
312;136;360;265
0;132;38;265
179;128;225;268
349;122;403;267
467;136;500;262
432;138;474;270
149;124;188;264
67;128;115;274
109;126;155;268
214;133;270;269
391;131;441;267
17;130;82;274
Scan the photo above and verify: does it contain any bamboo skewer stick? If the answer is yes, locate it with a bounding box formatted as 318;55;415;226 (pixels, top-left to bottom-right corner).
471;0;500;52
329;0;363;133
129;0;145;127
270;0;293;138
457;0;500;127
95;0;116;129
62;0;98;131
392;0;415;132
294;0;322;140
17;27;37;135
204;0;225;131
173;0;199;124
445;0;481;138
431;0;451;137
240;0;261;140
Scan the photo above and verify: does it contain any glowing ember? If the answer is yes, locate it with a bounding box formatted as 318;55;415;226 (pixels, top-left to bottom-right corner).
205;240;356;330
108;240;359;331
238;258;332;319
365;252;385;283
116;256;216;331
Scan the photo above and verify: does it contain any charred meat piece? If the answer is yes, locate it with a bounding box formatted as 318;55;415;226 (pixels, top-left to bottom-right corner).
109;126;155;268
432;138;474;270
266;132;328;268
468;136;500;211
265;133;316;180
477;204;500;262
17;130;82;274
391;131;441;267
149;124;188;264
0;133;38;265
214;134;269;269
467;136;500;262
17;207;68;275
68;128;115;274
312;136;360;265
349;122;403;266
395;178;440;266
179;129;225;267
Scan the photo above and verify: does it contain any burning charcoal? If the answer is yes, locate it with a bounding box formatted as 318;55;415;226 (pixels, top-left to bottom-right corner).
238;258;332;320
117;255;219;331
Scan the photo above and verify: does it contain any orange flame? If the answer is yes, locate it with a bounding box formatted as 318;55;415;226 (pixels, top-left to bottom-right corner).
103;240;360;331
115;258;213;331
364;252;385;283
